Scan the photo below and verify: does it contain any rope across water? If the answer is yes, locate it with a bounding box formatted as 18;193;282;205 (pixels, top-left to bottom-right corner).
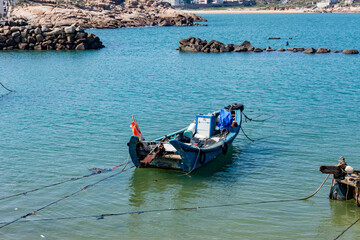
0;163;127;201
0;82;15;92
0;174;331;228
0;157;133;230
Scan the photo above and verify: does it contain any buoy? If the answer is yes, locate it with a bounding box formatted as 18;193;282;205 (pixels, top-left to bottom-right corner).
345;165;354;173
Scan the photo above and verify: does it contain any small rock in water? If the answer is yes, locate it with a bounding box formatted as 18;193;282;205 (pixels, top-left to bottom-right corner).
316;48;331;53
277;48;285;51
342;49;359;54
293;48;304;52
40;235;45;238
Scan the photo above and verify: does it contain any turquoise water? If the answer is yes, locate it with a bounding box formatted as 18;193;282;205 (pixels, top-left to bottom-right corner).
1;13;360;239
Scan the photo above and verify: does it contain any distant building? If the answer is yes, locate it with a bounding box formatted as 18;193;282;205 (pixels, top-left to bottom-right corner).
165;0;184;6
213;0;224;3
223;0;239;2
193;0;208;3
0;0;6;17
316;0;338;8
344;0;354;4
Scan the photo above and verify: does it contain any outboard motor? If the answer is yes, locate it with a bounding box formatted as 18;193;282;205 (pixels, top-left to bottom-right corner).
224;103;244;112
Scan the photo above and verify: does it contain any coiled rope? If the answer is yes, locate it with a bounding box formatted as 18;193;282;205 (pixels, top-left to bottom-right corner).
0;173;330;228
0;82;15;92
0;163;127;201
0;157;133;230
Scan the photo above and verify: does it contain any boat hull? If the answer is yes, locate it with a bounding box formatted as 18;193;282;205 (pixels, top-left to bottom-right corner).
128;109;242;172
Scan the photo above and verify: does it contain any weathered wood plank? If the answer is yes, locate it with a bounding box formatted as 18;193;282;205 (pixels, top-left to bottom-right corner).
319;165;341;174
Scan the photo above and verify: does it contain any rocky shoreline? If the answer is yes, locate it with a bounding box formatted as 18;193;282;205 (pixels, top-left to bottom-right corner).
9;0;206;29
178;37;359;54
0;18;104;50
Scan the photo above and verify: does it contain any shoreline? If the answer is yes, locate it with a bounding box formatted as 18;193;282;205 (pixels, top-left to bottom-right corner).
182;7;360;14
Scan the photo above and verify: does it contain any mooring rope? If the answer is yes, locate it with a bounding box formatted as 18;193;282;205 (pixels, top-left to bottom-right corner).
243;112;271;122
0;173;330;227
298;174;329;200
0;160;133;230
0;163;127;202
0;82;15;92
334;217;360;240
0;173;95;201
185;146;201;175
240;126;255;142
243;107;295;123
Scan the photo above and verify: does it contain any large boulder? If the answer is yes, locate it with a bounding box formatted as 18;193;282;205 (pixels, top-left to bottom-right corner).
64;25;76;34
34;44;42;50
41;25;50;32
180;45;199;52
11;31;20;38
293;48;304;52
304;48;316;54
239;41;254;51
75;43;86;50
36;34;44;42
316;48;331;53
343;49;359;54
18;42;28;50
233;44;247;52
44;28;62;36
253;48;263;52
226;44;234;52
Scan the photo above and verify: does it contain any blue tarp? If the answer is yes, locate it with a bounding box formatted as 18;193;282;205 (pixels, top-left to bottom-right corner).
218;109;233;130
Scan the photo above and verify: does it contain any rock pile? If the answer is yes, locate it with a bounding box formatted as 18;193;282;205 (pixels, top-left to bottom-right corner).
178;37;254;53
0;19;104;50
178;37;359;55
10;0;206;29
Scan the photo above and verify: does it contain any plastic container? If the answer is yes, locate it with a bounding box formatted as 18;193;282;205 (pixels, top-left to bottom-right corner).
183;123;196;138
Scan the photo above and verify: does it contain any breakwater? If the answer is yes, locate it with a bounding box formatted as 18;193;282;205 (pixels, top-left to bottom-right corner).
178;37;359;54
0;18;104;51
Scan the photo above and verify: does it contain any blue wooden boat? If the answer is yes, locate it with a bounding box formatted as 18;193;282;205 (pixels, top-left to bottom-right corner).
128;104;244;173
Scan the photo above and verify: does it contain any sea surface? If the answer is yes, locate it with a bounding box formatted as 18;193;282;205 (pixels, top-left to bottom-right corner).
1;13;360;240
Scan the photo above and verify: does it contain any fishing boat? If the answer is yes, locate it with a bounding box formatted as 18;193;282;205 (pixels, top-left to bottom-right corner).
128;104;244;173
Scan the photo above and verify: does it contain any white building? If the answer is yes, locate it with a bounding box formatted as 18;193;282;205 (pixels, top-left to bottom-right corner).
193;0;224;3
0;0;5;17
316;0;338;8
344;0;353;5
164;0;184;6
193;0;208;3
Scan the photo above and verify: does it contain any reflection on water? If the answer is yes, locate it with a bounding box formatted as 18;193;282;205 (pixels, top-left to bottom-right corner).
128;147;243;208
328;199;360;226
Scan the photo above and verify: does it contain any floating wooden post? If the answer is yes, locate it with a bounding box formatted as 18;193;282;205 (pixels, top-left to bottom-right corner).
319;157;360;206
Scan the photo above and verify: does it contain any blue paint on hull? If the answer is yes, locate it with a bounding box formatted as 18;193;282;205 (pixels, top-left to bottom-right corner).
128;109;242;173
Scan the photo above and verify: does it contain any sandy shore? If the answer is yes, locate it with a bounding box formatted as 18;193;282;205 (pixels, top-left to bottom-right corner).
183;9;305;14
183;7;360;14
